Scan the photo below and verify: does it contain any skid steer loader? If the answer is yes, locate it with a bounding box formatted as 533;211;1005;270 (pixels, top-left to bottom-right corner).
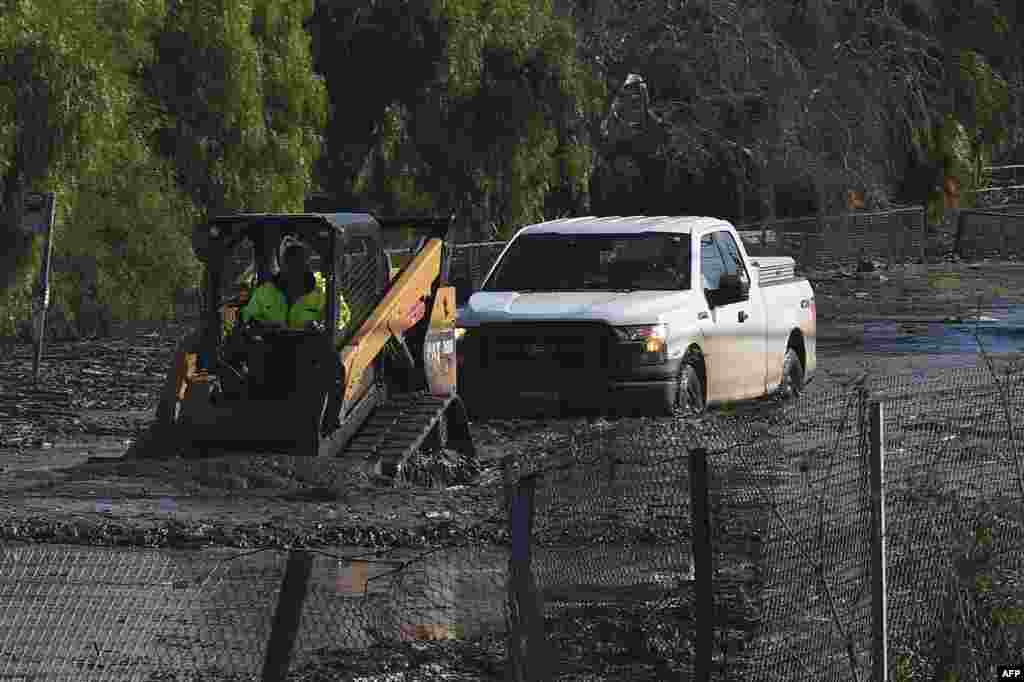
142;211;475;481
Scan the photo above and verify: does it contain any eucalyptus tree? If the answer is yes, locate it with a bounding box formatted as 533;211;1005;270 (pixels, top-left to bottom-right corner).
310;0;600;239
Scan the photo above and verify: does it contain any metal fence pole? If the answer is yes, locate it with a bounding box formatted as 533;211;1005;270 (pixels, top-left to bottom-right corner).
802;222;812;269
468;243;479;289
887;215;896;268
954;210;965;260
689;447;713;682
1001;213;1009;259
32;192;57;387
920;205;928;265
507;473;549;682
262;549;314;682
869;400;889;682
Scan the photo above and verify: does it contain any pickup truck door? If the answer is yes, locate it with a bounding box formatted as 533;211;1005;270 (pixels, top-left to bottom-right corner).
715;230;767;397
695;230;767;402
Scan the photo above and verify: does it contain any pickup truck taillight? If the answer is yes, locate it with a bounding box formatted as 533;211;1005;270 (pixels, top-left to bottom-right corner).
801;297;816;321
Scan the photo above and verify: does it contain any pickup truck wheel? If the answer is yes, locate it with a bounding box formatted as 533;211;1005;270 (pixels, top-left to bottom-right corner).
675;359;706;416
778;348;805;401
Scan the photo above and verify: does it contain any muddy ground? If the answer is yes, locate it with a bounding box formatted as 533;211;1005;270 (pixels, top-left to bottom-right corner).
1;260;1023;551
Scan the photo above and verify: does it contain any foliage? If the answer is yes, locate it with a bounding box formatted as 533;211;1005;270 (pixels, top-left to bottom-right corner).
311;0;600;239
924;511;1024;680
146;0;326;215
3;0;1024;335
0;0;326;333
67;136;201;322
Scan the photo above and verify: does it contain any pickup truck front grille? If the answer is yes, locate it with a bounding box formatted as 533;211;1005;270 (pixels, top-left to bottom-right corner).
473;323;614;375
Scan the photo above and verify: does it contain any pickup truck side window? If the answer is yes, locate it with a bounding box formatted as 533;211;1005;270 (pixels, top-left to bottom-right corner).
714;231;751;290
700;234;726;294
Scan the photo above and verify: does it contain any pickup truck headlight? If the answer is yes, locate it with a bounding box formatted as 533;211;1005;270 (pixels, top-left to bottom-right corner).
612;324;668;364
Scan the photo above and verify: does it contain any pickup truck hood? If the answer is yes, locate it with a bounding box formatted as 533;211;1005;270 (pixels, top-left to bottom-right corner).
458;290;694;326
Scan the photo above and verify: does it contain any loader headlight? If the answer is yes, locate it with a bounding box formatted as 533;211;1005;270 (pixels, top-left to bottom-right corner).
454;327;468;367
613;324;668;364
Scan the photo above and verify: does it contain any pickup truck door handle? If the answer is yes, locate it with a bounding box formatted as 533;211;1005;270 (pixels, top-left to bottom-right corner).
738;311;748;323
698;311;709;320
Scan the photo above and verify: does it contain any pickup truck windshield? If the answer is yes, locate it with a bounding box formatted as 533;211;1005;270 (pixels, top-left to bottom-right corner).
484;233;691;292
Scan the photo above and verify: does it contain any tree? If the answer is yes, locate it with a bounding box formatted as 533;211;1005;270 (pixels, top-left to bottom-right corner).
310;0;600;239
145;0;327;216
0;0;160;290
1;0;328;336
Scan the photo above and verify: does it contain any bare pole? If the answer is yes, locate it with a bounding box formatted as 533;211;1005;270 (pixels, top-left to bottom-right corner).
261;549;313;682
32;192;57;387
689;447;713;682
869;400;889;681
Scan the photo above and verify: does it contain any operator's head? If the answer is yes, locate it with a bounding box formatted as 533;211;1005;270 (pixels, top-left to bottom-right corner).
281;242;311;278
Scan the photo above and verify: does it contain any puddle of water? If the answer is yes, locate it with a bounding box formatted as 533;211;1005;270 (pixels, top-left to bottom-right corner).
863;308;1024;355
0;439;128;472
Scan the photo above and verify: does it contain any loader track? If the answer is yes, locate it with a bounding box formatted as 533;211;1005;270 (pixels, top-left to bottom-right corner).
342;391;460;478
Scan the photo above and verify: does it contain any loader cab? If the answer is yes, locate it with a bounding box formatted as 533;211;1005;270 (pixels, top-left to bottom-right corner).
191;213;391;400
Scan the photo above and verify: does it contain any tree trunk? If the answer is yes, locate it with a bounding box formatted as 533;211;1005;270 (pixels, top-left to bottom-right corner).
0;171;34;291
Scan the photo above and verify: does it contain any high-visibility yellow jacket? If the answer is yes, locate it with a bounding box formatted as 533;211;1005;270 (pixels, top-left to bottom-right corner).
240;272;351;332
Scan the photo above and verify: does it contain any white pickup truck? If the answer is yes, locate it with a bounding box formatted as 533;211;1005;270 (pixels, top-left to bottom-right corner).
455;216;816;416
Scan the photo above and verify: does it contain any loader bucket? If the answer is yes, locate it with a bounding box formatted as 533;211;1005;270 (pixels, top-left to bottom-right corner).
175;398;325;457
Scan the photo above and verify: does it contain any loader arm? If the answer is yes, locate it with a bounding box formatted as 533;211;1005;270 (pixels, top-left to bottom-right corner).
339;237;445;403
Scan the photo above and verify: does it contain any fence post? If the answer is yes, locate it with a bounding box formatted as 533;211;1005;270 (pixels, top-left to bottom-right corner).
802;221;813;270
920;206;928;265
31;192;57;387
689;447;713;682
1001;214;1009;260
868;400;889;682
262;549;314;682
468;243;479;289
953;210;965;260
506;472;549;682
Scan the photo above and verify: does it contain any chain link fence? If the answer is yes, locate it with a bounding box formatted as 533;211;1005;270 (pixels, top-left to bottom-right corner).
4;362;1023;680
955;204;1024;261
0;541;509;681
447;208;935;296
503;363;1024;680
168;203;1024;328
737;207;930;270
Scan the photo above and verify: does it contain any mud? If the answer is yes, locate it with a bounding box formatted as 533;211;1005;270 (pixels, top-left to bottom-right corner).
1;260;1022;551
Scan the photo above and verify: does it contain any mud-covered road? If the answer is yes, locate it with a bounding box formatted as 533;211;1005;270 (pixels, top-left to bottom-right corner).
1;260;1022;550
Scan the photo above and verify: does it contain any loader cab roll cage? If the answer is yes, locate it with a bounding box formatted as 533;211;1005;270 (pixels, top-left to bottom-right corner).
191;212;454;371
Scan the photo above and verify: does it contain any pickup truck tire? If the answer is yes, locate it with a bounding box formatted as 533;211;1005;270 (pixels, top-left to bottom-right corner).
778;348;805;400
674;355;706;416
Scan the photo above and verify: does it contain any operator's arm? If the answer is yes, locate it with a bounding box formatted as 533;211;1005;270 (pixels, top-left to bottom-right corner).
313;272;351;334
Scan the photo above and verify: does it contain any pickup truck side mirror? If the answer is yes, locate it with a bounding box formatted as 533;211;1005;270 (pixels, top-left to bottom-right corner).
714;273;749;305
